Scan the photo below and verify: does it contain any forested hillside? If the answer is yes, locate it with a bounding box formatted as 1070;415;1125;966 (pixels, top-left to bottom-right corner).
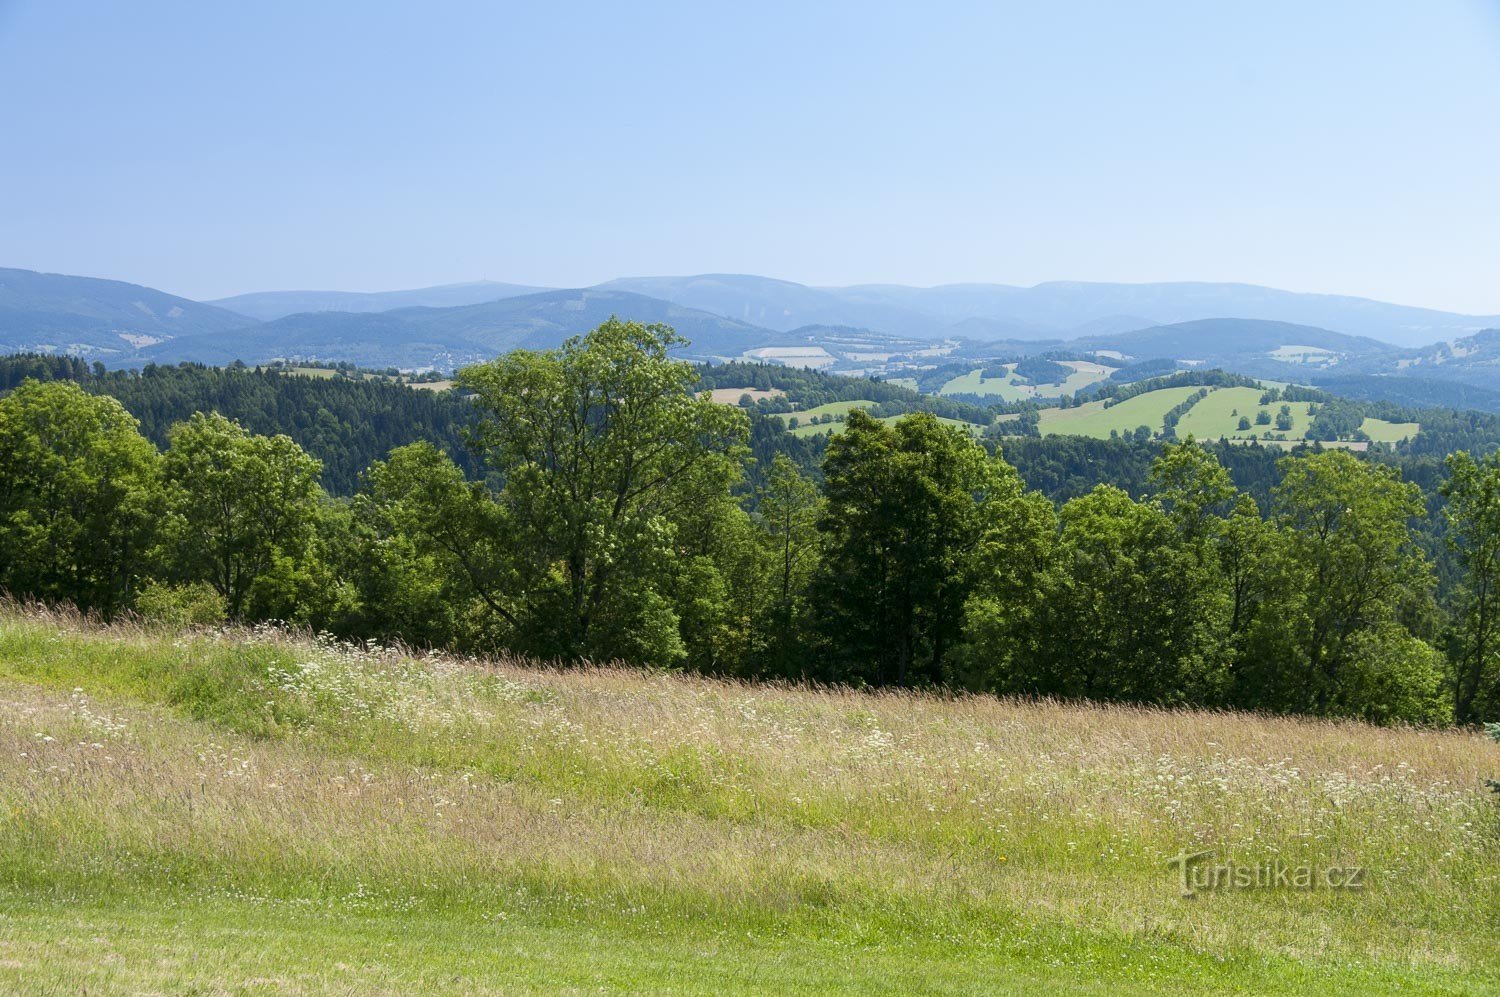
0;354;480;493
2;320;1497;727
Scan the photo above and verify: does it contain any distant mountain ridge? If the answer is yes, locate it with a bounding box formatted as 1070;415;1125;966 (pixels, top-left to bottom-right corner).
600;275;1500;347
137;289;774;370
0;267;248;357
4;267;1500;399
210;281;548;322
202;272;1500;347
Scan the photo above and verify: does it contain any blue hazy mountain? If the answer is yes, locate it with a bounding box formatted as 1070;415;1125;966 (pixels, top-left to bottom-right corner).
601;275;1500;347
210;280;549;322
0;267;248;358
202;272;1500;348
135;289;775;369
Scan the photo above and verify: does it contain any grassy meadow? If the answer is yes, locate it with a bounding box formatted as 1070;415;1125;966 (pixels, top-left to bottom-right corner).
0;606;1495;992
940;362;1113;402
1036;385;1205;439
1034;384;1421;445
787;402;984;438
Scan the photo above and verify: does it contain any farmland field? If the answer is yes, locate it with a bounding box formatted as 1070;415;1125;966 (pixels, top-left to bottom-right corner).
790;409;983;438
1361;417;1421;444
0;609;1494;993
705;387;787;405
940;361;1113;401
1036;385;1204;439
1174;386;1315;441
939;366;1032;401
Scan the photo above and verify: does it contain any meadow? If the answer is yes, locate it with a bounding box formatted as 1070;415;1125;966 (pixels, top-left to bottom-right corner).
1174;386;1315;441
1036;384;1421;445
940;361;1113;401
0;606;1495;993
786;401;984;438
1036;385;1205;439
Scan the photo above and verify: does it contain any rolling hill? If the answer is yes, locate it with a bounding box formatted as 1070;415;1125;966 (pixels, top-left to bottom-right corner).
593;275;1500;346
138;289;778;369
9;265;1500;392
599;274;940;335
209;280;549;321
0;267;249;358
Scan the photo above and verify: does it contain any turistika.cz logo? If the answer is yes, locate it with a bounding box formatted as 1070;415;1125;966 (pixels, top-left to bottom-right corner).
1166;849;1366;898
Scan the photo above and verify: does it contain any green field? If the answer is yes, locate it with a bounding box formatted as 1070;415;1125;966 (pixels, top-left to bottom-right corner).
0;609;1494;992
1361;417;1421;444
938;367;1032;401
786;399;877;436
1034;386;1421;446
791;411;984;438
1175;386;1316;441
1037;386;1204;439
940;362;1113;401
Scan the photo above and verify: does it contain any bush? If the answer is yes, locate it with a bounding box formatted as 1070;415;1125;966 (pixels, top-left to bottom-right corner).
135;581;227;628
1338;624;1451;726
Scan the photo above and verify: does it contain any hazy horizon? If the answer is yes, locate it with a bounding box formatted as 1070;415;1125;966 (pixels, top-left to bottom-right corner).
3;2;1499;311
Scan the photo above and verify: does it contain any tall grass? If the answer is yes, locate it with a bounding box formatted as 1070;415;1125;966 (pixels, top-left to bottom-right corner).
0;604;1495;989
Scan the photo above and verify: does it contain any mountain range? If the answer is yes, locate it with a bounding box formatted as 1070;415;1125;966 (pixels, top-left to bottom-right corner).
209;281;546;322
2;267;1498;404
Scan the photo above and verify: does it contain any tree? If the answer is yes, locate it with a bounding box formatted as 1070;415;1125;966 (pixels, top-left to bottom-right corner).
352;442;519;648
1246;450;1438;718
1026;485;1230;704
811;411;1039;686
755;454;820;675
1149;438;1235;542
0;379;159;616
159;412;323;619
456;318;749;664
1442;450;1500;722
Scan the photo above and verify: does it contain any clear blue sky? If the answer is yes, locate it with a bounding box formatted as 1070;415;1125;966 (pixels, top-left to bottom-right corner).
2;1;1499;310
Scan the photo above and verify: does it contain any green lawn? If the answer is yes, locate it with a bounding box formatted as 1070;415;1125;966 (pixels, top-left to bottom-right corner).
0;610;1494;992
1037;386;1205;439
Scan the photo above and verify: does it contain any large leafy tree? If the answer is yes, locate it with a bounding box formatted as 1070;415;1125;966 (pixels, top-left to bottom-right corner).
456;318;749;664
1025;484;1230;704
159;412;324;618
1242;450;1442;720
1442;450;1500;722
811;411;1043;686
0;379;159;616
349;441;518;648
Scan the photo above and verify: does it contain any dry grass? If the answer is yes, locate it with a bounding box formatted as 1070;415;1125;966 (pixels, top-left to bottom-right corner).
0;605;1496;991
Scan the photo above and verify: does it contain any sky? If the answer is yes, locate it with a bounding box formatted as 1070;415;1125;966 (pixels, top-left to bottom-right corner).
2;1;1499;311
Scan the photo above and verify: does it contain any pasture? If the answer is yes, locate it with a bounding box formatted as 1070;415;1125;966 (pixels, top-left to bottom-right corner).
1036;385;1205;439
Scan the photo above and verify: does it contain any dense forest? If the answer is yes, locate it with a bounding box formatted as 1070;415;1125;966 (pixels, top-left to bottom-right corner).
0;355;482;493
1;323;1498;727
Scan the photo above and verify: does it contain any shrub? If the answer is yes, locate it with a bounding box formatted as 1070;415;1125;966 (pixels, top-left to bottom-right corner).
135;581;227;628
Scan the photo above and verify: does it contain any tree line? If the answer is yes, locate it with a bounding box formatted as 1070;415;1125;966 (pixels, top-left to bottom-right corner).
0;354;483;493
1;320;1496;725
